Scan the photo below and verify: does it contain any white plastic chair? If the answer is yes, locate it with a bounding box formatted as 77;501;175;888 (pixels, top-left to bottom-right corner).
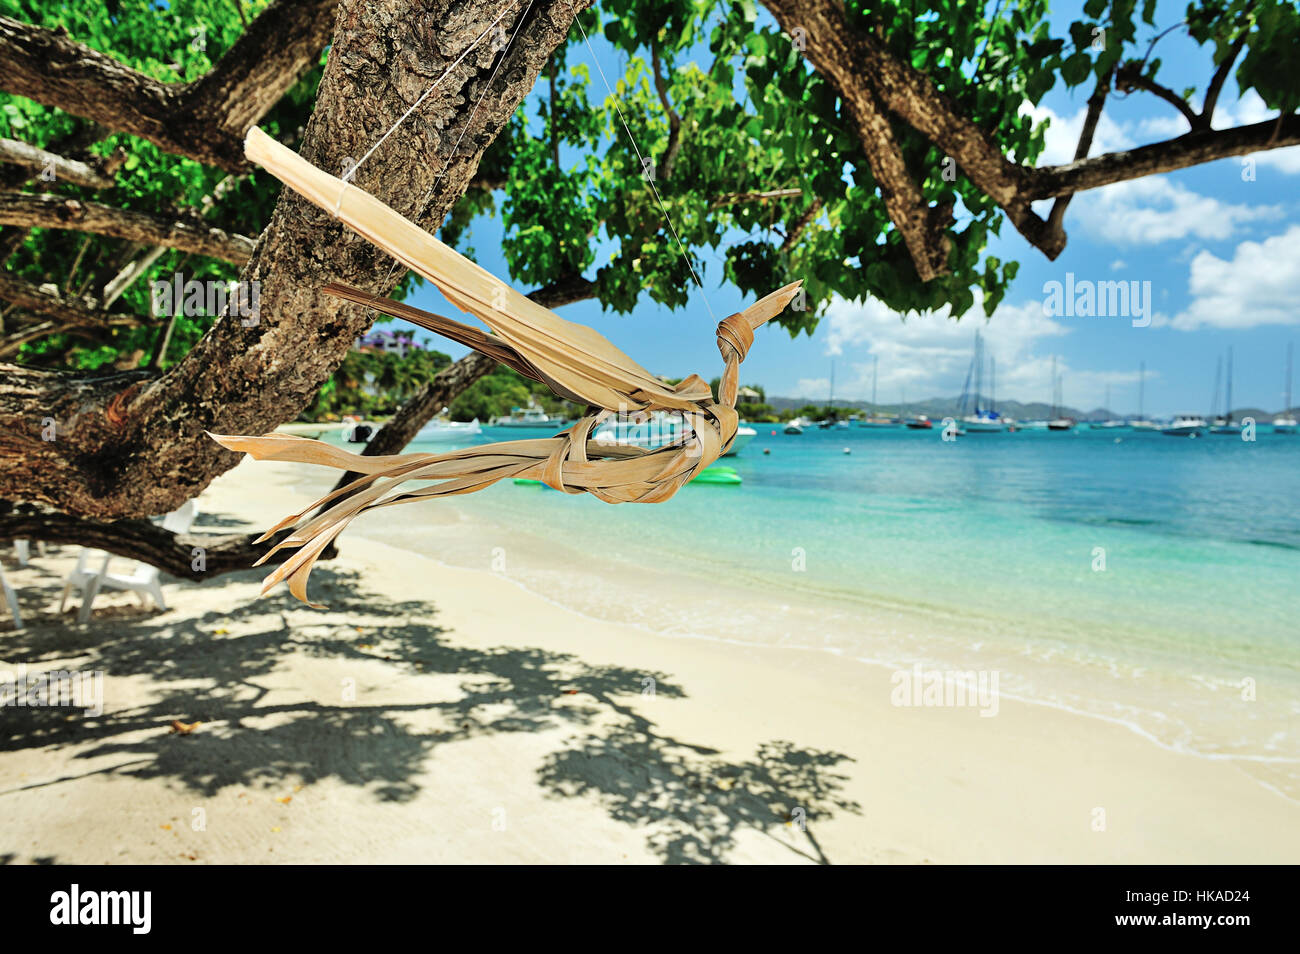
61;501;197;624
0;562;21;630
13;539;48;566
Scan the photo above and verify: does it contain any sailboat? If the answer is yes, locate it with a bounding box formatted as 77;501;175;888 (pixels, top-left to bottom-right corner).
959;331;1004;432
1089;384;1128;429
1210;347;1242;435
1047;356;1074;430
1274;343;1297;433
1129;360;1159;430
859;355;898;427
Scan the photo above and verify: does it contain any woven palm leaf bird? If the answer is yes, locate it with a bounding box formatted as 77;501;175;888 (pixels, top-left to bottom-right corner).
211;128;802;606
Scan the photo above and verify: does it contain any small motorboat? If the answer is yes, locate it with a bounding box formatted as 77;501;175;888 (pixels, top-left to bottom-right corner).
416;415;482;442
725;425;757;456
962;414;1004;433
1047;418;1075;431
489;404;567;429
1160;415;1207;437
904;415;933;430
783;419;806;435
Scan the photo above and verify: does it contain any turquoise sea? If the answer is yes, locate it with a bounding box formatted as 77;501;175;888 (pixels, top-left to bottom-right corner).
307;423;1300;798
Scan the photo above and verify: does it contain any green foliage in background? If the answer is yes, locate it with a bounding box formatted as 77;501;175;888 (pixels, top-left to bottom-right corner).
301;345;453;421
463;0;1296;330
448;365;583;422
0;0;308;370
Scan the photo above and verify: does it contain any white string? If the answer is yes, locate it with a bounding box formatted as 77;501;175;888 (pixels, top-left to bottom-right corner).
344;0;525;183
356;0;537;307
571;6;716;319
336;0;715;324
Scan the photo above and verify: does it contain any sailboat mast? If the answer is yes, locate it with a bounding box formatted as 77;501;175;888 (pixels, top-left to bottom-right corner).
1139;360;1145;421
1051;354;1061;418
991;355;996;415
1287;343;1294;412
1211;355;1222;419
1225;346;1234;422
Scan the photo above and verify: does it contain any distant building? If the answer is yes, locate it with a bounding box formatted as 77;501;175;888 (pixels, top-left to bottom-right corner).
356;328;423;359
737;386;763;401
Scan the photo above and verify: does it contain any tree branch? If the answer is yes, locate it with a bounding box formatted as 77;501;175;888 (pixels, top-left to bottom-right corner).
848;83;952;279
1199;32;1249;131
0;193;256;263
0;136;119;189
0;273;155;331
650;42;683;181
1115;62;1198;129
0;500;331;579
0;0;339;172
710;188;804;209
1045;69;1111;241
1029;115;1300;199
782;197;822;252
762;0;1047;263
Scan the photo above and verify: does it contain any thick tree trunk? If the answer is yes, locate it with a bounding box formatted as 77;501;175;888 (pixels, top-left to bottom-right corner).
0;0;583;520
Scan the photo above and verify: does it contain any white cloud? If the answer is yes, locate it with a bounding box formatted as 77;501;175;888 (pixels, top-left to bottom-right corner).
795;377;830;399
1214;91;1300;175
1069;176;1282;244
1110;259;1126;270
1019;102;1133;165
1168;225;1300;330
814;293;1077;405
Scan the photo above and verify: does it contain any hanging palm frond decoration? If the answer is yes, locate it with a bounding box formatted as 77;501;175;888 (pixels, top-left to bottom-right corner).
210;128;801;605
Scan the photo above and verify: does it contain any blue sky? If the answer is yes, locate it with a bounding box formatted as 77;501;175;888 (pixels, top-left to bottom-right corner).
391;3;1299;417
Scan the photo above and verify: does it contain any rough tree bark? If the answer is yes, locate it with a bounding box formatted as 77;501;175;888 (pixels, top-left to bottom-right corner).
0;0;585;520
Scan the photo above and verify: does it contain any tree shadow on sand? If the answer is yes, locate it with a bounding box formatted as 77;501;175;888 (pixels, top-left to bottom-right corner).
1;561;859;862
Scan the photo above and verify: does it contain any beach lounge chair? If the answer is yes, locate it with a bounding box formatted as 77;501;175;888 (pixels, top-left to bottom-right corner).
60;501;198;623
0;562;21;630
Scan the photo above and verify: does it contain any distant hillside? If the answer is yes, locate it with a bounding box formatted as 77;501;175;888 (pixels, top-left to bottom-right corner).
768;395;1299;421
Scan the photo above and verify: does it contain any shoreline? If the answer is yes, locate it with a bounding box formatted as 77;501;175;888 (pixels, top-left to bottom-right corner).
285;460;1300;802
2;457;1297;863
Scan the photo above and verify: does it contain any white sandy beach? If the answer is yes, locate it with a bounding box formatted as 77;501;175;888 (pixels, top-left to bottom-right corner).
1;457;1297;864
